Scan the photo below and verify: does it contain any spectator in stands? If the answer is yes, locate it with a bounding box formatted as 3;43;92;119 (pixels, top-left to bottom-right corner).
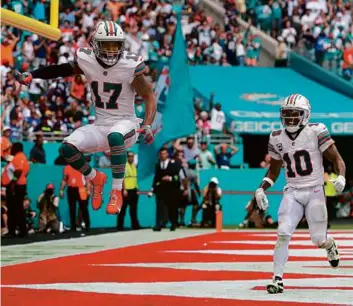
1;88;15;127
281;20;297;48
22;35;35;65
60;164;90;233
29;77;46;103
64;100;84;129
98;152;111;168
214;143;238;169
30;134;46;164
260;154;271;168
1;126;12;162
271;0;283;37
275;36;288;67
314;31;328;66
1;142;29;237
342;43;353;81
9;118;22;142
198;141;216;170
1;31;19;67
3;70;16;92
24;197;36;234
1;59;12;84
236;36;246;66
33;35;47;68
201;177;222;228
37;183;60;234
70;75;86;102
210;102;226;135
174;137;199;162
174;149;188;169
197;111;211;136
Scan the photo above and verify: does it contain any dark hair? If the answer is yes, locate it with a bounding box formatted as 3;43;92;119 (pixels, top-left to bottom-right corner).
159;147;168;153
11;142;23;155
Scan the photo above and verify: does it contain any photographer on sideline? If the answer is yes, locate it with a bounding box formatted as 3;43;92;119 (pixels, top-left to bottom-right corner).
201;177;222;227
37;183;60;234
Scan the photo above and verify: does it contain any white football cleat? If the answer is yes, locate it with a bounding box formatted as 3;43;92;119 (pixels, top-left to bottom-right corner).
326;239;340;268
266;276;284;294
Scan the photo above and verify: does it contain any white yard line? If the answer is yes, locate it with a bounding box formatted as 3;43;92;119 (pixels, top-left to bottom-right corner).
1;229;214;267
2;229;352;267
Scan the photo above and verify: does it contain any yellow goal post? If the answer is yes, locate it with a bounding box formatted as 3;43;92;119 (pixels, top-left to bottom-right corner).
1;0;61;41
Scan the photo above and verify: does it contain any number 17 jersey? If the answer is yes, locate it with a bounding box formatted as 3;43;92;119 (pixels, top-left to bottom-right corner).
76;48;145;126
268;123;334;189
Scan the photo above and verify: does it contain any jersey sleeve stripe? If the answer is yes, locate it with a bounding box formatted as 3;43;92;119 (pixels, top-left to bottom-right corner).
268;147;277;154
123;129;136;140
318;131;330;140
134;63;146;76
318;135;332;146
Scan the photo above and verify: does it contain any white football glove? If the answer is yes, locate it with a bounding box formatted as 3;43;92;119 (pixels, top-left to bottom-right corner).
330;175;346;193
255;188;269;211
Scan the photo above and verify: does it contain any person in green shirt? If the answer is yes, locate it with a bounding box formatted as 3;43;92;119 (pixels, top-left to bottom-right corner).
271;0;282;35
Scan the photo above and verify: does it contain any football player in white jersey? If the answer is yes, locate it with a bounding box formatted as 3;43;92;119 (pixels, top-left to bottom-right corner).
15;21;156;215
254;94;346;294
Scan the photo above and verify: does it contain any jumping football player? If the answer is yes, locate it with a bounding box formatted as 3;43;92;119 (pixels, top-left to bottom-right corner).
15;21;156;215
254;94;345;294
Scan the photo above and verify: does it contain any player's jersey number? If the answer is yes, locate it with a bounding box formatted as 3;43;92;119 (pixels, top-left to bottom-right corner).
283;150;313;178
91;81;122;109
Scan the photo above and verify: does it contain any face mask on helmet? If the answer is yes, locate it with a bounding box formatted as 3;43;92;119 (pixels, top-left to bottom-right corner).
281;108;305;133
93;40;124;66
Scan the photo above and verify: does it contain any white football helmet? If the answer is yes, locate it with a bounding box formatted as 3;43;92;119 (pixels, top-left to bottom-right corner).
91;21;125;66
281;94;311;133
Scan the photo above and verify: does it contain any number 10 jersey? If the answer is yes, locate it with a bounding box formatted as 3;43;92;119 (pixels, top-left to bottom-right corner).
76;48;145;126
268;123;334;189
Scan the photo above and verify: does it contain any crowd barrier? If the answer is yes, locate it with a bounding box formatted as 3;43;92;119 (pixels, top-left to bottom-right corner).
26;165;285;228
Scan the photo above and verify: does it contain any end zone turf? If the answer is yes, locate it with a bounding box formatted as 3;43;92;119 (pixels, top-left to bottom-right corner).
2;230;353;305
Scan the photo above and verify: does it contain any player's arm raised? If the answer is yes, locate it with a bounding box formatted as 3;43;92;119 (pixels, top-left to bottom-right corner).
132;73;157;144
323;144;346;192
14;62;83;86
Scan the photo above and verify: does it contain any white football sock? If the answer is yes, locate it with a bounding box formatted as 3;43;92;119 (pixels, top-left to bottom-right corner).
319;236;334;249
85;168;97;180
273;235;291;278
112;178;123;190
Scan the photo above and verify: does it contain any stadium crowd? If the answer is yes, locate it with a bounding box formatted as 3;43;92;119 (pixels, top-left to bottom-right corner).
183;2;262;66
223;0;353;80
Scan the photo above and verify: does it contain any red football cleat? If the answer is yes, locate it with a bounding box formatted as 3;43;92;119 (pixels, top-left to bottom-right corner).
106;189;123;215
91;171;107;210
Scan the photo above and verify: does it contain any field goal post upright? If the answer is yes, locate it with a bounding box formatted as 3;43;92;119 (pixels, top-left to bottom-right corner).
1;0;61;41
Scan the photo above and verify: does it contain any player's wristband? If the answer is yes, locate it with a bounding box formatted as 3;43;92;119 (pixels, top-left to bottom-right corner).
262;177;274;187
